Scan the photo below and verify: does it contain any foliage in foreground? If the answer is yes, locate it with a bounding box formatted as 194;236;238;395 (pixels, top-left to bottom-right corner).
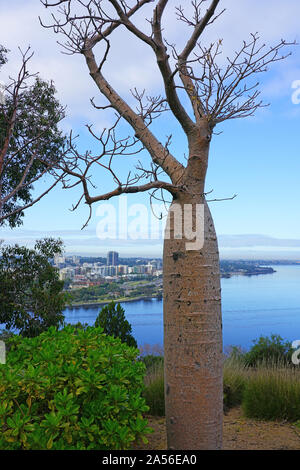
0;326;151;450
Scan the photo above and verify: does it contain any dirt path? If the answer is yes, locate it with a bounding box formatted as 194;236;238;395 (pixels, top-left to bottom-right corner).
134;407;300;450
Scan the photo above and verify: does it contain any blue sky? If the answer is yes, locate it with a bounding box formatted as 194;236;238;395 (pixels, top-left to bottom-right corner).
1;0;300;258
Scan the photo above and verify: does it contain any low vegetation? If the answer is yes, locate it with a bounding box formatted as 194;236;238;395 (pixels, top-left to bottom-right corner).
2;284;300;451
141;336;300;424
242;366;300;421
140;355;165;417
0;326;151;450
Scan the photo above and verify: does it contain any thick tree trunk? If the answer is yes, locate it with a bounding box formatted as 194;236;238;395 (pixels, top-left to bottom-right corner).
163;193;223;450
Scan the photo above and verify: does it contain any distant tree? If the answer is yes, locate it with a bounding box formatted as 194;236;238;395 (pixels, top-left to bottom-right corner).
0;45;8;67
0;46;68;227
94;301;137;348
0;238;69;337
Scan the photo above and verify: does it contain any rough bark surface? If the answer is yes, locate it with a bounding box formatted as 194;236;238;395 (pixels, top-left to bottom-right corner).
163;196;223;450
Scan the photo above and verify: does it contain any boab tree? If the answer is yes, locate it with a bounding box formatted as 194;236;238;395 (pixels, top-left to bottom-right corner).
41;0;293;449
0;46;67;227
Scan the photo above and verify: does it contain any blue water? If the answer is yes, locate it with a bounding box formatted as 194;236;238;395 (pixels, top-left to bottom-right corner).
64;265;300;351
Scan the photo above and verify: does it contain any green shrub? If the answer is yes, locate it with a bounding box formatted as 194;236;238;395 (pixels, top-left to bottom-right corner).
242;365;300;421
0;326;151;450
244;334;293;367
94;302;137;348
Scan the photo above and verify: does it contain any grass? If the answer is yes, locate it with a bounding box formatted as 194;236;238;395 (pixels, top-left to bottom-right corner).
242;363;300;421
142;354;300;422
223;355;247;410
142;356;165;416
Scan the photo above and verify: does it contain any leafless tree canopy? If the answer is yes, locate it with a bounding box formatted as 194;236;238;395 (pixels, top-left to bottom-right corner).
40;0;294;224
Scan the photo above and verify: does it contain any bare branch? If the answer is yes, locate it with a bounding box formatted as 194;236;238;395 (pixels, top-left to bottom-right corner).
207;193;237;202
108;0;196;135
87;180;177;203
0;175;63;225
175;1;225;123
150;0;197;134
109;0;154;47
178;33;296;124
83;46;184;183
179;0;223;62
50;121;186;225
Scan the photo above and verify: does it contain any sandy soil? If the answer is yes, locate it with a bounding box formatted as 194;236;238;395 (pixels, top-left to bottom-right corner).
133;407;300;450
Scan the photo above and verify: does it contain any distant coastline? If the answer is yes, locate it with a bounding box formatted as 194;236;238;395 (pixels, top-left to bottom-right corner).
63;265;300;350
68;294;162;309
67;266;276;308
220;266;276;278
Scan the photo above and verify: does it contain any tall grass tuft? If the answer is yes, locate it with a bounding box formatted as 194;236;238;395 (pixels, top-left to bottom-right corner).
242;360;300;421
223;354;247;410
142;357;165;416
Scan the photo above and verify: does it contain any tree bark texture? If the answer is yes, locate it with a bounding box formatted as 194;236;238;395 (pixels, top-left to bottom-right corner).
163;194;223;450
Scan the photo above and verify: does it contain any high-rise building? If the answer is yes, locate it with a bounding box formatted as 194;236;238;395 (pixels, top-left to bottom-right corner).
105;265;117;277
117;265;128;275
107;251;119;266
54;255;65;266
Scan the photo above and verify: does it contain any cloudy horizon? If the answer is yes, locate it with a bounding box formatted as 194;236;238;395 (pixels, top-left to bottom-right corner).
1;228;300;259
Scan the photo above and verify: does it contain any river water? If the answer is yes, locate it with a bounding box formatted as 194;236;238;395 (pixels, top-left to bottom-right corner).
64;265;300;351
